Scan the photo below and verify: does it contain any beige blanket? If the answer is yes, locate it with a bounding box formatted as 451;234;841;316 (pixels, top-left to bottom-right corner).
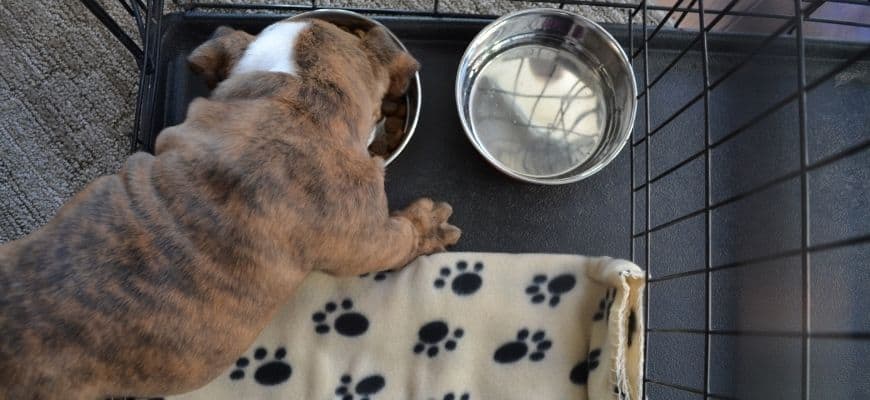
168;253;645;400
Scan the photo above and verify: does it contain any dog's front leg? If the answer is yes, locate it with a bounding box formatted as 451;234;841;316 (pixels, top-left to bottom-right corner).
325;198;460;277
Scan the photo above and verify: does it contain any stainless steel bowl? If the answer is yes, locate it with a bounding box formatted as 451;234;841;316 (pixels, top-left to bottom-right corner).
456;8;637;184
292;9;421;165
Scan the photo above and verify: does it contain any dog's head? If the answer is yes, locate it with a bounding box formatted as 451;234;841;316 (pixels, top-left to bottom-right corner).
187;19;418;137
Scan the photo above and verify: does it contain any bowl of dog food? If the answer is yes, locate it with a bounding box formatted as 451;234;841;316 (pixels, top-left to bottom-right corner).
293;9;421;165
456;8;637;184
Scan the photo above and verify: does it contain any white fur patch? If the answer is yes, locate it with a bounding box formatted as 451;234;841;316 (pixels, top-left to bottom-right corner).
232;21;309;76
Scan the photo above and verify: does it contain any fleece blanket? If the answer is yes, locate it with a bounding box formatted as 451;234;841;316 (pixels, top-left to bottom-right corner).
166;253;645;400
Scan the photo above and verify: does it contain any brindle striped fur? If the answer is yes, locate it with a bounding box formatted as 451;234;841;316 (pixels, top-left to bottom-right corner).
0;19;459;399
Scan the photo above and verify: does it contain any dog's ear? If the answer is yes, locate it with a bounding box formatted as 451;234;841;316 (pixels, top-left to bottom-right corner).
362;26;420;98
386;51;420;98
188;26;254;89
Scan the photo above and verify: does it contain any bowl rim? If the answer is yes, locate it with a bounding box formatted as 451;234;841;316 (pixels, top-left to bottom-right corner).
454;7;638;185
291;9;422;166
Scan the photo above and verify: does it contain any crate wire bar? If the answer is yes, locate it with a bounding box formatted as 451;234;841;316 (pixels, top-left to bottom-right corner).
76;0;870;399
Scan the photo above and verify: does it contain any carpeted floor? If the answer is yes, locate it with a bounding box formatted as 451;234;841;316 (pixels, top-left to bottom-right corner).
0;0;642;242
0;1;136;241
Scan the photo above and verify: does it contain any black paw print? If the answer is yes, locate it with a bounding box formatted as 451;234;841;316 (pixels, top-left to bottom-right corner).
593;289;616;321
413;320;464;358
428;392;470;400
569;348;601;385
525;273;576;307
360;270;395;281
313;299;369;337
229;346;293;386
434;261;483;296
493;329;552;364
334;373;386;400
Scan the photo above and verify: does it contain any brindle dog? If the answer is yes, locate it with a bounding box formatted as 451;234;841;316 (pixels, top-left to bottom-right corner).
0;18;460;399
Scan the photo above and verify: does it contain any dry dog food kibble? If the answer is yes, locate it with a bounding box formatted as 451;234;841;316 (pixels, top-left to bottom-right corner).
368;94;408;158
381;99;399;115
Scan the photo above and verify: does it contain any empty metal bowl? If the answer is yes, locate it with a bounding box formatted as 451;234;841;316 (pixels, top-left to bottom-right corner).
456;8;637;184
292;9;421;165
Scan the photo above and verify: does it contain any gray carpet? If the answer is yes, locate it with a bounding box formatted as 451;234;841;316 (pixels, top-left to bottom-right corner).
0;0;641;242
0;1;136;241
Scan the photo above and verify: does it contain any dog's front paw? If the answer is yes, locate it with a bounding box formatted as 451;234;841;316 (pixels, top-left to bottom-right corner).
394;198;461;255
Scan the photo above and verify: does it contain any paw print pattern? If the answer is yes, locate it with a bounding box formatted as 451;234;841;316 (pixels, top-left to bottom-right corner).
413;320;464;358
360;270;395;282
313;299;370;337
229;346;293;386
525;273;576;307
593;289;616;321
334;373;386;400
434;261;483;296
493;329;552;364
569;348;601;386
428;392;470;400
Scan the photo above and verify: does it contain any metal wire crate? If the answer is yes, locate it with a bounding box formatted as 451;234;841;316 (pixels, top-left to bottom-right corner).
78;0;870;399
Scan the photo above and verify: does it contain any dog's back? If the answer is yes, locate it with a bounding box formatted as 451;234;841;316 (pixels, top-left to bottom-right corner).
0;173;152;398
0;152;293;399
0;67;387;400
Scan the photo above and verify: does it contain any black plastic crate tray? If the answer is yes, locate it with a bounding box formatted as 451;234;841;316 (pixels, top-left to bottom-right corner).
141;14;867;256
145;14;638;256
